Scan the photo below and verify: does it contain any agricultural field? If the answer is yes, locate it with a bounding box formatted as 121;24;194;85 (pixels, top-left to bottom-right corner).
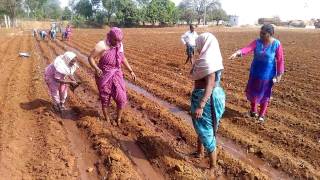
0;27;319;179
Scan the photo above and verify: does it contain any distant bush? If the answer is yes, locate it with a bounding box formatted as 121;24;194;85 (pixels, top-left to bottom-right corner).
71;15;87;28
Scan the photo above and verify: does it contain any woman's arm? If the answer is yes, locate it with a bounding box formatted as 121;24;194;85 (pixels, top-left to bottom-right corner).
122;57;133;72
88;43;104;77
123;57;136;81
240;40;256;56
229;40;257;60
274;43;285;82
194;73;216;119
276;43;285;76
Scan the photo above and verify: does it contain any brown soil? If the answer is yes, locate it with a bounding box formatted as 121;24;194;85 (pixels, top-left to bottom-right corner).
0;27;319;179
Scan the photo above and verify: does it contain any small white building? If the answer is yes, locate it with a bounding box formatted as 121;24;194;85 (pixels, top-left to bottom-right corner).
228;15;239;26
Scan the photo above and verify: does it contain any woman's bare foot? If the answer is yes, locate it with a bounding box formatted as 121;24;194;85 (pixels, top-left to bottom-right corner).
53;104;60;112
208;165;222;179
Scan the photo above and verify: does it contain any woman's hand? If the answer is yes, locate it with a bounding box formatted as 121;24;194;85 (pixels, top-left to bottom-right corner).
70;81;78;86
273;75;282;83
229;50;241;60
130;71;136;81
95;68;103;77
194;107;204;119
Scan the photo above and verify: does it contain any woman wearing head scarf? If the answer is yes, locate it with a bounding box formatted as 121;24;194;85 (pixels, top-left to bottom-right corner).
44;51;79;112
229;24;285;122
88;27;136;126
63;25;72;41
190;32;226;173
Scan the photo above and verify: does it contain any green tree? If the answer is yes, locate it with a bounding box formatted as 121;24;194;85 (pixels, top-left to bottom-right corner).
101;0;116;24
136;0;150;25
24;0;47;18
115;0;139;27
0;0;23;20
62;7;72;20
208;8;228;25
178;1;196;24
147;0;177;25
73;0;93;19
72;14;86;27
43;0;62;19
178;0;221;25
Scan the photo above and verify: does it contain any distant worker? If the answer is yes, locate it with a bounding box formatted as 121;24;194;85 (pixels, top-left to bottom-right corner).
44;52;79;112
181;24;198;64
88;27;136;126
229;24;285;122
39;30;47;40
32;28;37;37
50;27;57;40
63;24;72;41
190;32;225;176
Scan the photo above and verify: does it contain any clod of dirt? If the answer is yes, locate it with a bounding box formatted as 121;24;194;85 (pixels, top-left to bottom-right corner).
218;159;225;166
58;120;64;126
110;153;122;162
122;131;129;136
86;167;94;173
141;103;147;110
173;164;184;172
248;147;255;153
44;112;50;117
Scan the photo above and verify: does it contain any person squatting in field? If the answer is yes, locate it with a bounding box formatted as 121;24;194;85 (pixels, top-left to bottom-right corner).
229;24;285;122
88;27;136;126
44;51;79;112
190;32;226;174
39;30;47;40
49;27;57;40
181;24;198;65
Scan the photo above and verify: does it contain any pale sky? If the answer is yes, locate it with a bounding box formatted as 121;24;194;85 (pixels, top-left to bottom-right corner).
60;0;320;25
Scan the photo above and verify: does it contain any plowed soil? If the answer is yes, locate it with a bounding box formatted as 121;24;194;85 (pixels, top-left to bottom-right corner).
0;27;319;180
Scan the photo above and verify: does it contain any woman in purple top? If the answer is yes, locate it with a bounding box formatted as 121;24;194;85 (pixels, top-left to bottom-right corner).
229;24;285;122
88;27;136;126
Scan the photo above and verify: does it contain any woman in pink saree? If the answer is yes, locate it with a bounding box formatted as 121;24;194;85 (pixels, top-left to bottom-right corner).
44;51;79;112
88;27;136;126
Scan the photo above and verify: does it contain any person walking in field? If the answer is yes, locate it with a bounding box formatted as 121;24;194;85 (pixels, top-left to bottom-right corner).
45;51;79;112
190;32;225;175
229;24;285;122
88;27;136;126
181;25;198;64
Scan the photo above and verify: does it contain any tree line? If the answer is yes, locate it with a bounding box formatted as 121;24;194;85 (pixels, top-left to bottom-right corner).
0;0;229;27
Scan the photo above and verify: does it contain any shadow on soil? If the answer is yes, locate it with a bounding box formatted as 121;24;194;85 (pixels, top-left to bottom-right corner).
20;98;100;121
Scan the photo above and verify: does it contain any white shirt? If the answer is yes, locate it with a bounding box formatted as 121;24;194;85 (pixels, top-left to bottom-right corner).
181;31;198;46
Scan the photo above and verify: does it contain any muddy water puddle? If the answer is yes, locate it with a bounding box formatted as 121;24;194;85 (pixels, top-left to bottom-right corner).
61;111;101;180
63;43;291;179
34;40;101;180
126;82;291;180
72;84;165;180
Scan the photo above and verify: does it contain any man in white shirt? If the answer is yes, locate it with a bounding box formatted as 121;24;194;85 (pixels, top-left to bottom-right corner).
181;25;198;64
